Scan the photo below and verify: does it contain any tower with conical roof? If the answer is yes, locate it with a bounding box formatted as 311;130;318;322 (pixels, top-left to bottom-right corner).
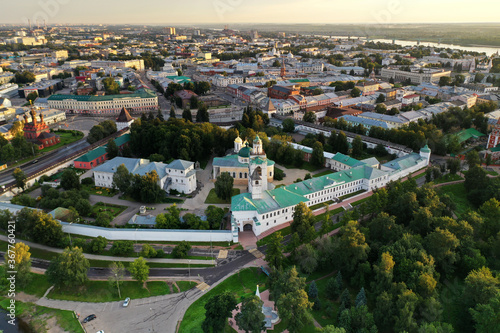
116;107;135;131
280;57;286;78
263;98;277;116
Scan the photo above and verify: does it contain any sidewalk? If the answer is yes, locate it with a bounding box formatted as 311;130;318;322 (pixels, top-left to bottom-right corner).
0;235;212;265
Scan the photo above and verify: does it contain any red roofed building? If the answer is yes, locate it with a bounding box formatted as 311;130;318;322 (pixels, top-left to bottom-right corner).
174;90;198;108
23;108;60;150
487;118;500;150
401;94;421;106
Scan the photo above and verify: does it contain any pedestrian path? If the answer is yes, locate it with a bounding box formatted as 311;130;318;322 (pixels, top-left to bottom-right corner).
217;250;228;259
196;282;210;292
249;249;264;259
0;235;212;265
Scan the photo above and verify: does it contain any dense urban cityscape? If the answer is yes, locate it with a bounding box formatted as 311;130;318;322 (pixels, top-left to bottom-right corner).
0;2;500;333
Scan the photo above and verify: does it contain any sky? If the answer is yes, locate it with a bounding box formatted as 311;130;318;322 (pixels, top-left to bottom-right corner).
1;0;499;25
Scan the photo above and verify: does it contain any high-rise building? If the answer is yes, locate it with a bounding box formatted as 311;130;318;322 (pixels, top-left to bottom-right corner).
164;27;176;35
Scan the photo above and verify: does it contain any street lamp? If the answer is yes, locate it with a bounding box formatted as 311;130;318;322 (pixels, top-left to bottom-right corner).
210;230;213;265
67;222;73;247
115;273;121;299
188;259;191;279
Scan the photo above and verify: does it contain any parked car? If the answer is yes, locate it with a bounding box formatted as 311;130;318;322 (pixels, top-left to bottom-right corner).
96;331;104;333
82;314;96;323
123;297;130;307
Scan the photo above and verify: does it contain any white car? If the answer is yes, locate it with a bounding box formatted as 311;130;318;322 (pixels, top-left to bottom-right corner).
96;331;104;333
123;297;130;307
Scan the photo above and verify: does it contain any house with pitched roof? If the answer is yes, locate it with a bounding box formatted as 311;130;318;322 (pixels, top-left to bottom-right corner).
93;157;197;194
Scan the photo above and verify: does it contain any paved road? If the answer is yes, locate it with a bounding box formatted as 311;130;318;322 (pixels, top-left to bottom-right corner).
136;71;170;112
37;285;205;333
0;138;90;186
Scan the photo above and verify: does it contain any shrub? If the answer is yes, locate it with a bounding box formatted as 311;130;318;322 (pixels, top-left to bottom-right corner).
81;177;94;185
110;240;134;256
274;168;284;181
172;241;192;259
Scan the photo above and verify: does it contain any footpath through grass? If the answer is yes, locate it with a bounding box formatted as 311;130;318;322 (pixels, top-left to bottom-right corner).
205;188;240;204
179;267;267;333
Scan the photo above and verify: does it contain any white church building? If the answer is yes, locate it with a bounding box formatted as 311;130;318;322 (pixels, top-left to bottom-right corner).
231;145;431;236
93;157;197;194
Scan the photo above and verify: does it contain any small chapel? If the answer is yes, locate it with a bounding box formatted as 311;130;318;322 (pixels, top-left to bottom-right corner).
23;108;60;150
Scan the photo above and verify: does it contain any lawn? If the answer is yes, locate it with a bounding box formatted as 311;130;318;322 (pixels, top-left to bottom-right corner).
437;183;475;217
83;184;118;197
339;190;366;201
257;226;292;246
40;130;84;154
351;197;370;207
313;170;334;178
162;197;185;204
48;280;172;302
433;173;463;184
21;273;53;297
90;202;128;218
284;161;323;172
204;188;240;204
412;171;427;180
0;267;51;298
0;297;83;333
309;200;334;211
176;281;198;292
179;267;268;333
485;170;499;176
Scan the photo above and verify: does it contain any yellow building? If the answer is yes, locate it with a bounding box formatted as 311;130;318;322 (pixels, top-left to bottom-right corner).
212;136;275;186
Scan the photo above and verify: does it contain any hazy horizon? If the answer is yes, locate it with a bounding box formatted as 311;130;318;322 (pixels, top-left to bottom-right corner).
1;0;499;26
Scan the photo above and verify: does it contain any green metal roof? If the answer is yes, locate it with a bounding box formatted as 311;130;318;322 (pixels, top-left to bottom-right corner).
454;128;486;144
75;146;107;162
239;146;251;158
331;153;361;167
114;133;130;147
420;144;431;153
48;89;156;102
382;154;424;171
214;155;248;168
289;79;310;83
231;187;308;214
490;143;500;152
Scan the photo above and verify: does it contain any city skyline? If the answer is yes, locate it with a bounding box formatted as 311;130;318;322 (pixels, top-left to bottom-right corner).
1;0;499;25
